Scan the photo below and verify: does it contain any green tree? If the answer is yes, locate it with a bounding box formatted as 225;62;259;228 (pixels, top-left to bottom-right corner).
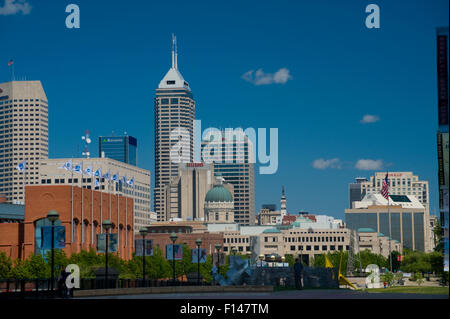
433;219;443;252
427;251;444;275
401;251;431;274
284;254;295;267
11;258;31;279
0;252;13;278
27;254;49;279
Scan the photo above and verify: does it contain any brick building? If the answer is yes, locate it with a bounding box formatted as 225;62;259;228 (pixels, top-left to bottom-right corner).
0;185;135;260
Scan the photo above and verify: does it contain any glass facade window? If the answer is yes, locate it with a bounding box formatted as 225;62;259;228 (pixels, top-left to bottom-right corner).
402;213;413;250
414;213;424;251
99;136;137;166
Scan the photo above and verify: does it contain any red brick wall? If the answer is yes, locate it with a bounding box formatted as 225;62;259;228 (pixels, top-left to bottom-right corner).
0;223;23;260
23;185;134;260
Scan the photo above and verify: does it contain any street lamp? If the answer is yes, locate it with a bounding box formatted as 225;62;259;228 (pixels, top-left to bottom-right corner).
102;220;112;288
281;256;285;267
47;210;59;297
215;244;222;280
259;254;264;268
196;238;202;285
170;232;178;284
139;227;148;287
270;255;275;267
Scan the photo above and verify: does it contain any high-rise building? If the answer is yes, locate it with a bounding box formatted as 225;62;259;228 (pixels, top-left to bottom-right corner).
436;27;449;271
353;172;429;213
0;81;49;204
154;35;195;222
201;130;255;225
38;157;151;233
346;194;429;252
99;135;137;166
348;177;368;208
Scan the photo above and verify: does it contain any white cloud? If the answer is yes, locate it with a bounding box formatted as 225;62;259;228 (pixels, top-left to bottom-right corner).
0;0;31;15
312;158;341;170
355;159;384;170
360;114;380;124
242;68;292;85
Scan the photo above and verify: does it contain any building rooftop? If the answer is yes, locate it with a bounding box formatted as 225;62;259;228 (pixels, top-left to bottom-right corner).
0;203;25;221
358;228;376;233
353;193;425;209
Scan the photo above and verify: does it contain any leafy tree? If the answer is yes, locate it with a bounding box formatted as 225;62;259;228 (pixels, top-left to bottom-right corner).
433;219;443;252
284;254;295;267
401;251;431;274
0;252;13;278
426;251;444;275
11;258;31;279
28;254;49;279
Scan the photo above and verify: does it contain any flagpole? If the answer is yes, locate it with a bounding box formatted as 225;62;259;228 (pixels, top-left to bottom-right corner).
91;165;94;248
23;162;26;205
388;170;393;272
100;173;103;233
81;161;84;247
71;159;74;242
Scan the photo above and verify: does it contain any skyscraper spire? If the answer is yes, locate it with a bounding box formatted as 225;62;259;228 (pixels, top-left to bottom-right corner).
172;34;178;70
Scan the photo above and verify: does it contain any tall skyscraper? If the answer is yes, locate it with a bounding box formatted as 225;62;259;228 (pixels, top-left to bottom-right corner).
0;81;49;204
99;135;137;166
436;27;449;271
154;35;195;221
201;130;255;225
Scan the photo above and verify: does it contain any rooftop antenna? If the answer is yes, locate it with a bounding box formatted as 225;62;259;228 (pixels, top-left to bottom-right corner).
172;33;178;70
81;129;91;158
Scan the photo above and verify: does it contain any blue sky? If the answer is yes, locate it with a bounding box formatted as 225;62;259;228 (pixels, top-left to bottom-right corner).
0;0;448;220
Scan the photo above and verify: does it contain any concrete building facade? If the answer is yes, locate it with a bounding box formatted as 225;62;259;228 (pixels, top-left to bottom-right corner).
0;81;49;204
346;194;431;252
154;35;195;222
38;157;151;233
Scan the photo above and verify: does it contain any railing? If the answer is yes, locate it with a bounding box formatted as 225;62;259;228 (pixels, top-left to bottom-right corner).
0;278;60;299
0;278;214;298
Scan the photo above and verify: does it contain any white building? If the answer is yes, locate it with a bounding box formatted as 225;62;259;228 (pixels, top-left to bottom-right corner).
0;81;49;204
39;157;151;233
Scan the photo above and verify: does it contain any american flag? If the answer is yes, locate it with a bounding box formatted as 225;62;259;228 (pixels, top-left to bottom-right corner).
8;60;13;66
381;172;389;199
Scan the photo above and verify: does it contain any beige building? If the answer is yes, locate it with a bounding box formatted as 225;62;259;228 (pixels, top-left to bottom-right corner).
0;81;49;204
38;157;151;233
204;176;235;224
165;162;215;221
355;172;430;213
154;35;195;222
357;228;403;257
346;194;432;252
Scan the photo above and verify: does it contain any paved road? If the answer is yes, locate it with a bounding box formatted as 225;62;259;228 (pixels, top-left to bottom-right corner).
80;289;448;299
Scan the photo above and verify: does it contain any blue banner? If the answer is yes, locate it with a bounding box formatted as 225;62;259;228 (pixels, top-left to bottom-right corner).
166;244;183;260
41;226;66;250
191;248;207;263
97;233;118;253
135;239;153;256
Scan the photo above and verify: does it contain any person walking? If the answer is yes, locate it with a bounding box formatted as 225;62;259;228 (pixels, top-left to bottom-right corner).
294;258;304;290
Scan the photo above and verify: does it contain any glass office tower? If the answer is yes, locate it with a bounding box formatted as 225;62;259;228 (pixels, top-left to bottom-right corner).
99;135;137;166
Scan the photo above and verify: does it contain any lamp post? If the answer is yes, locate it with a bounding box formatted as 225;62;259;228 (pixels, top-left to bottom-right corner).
139;227;148;287
196;238;202;286
270;255;275;267
170;232;178;284
102;220;112;289
47;210;59;297
259;254;264;268
281;256;285;267
215;244;222;279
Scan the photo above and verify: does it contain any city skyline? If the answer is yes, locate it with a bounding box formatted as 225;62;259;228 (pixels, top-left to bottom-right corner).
1;0;448;220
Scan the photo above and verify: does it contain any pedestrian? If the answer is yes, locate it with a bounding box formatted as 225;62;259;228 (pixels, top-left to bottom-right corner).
293;258;304;290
